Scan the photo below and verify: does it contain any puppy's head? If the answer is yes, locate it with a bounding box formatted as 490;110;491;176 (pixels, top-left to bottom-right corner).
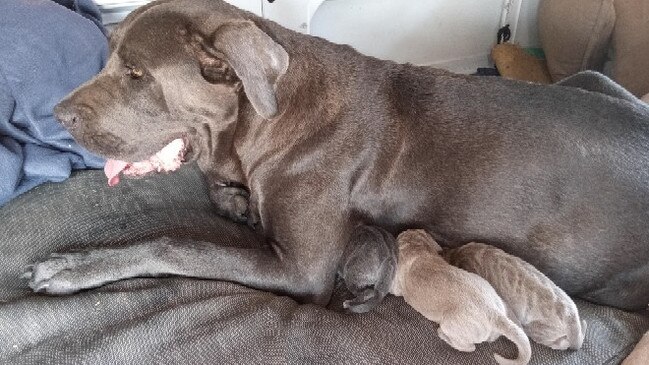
54;0;289;173
396;229;441;252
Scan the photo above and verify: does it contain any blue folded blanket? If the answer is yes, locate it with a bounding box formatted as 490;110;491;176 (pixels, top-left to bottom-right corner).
0;0;107;206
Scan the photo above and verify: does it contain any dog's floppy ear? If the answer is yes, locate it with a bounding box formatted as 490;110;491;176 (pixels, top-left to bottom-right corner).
212;21;289;119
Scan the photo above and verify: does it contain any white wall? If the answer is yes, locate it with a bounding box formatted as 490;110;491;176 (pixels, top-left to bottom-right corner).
308;0;505;73
99;0;543;74
227;0;262;16
514;0;541;48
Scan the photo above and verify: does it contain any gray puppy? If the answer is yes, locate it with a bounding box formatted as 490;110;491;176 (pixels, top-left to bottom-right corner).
445;242;586;350
338;225;397;313
391;230;532;365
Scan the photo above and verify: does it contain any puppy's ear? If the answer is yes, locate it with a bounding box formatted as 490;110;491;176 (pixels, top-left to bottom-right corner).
212;21;289;119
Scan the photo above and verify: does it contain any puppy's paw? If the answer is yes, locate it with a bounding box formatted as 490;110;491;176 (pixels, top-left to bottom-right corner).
23;252;110;294
342;288;380;314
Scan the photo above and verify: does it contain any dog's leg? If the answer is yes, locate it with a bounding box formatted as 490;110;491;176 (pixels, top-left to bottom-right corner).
437;325;477;352
23;236;334;304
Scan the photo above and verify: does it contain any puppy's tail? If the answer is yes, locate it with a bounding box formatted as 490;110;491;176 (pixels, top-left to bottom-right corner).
494;316;532;365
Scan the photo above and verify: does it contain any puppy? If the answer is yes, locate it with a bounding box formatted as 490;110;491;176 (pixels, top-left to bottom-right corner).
338;225;397;313
391;230;531;365
445;242;586;350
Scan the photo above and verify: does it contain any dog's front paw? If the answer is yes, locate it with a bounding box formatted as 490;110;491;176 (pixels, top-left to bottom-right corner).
22;252;108;294
209;183;251;224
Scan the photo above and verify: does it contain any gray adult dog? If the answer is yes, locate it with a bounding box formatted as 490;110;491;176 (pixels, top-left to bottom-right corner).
26;0;649;310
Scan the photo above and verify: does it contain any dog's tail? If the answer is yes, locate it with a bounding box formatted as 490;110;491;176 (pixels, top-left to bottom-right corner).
493;316;532;365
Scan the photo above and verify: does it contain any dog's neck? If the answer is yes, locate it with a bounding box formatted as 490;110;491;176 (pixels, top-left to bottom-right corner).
230;36;351;185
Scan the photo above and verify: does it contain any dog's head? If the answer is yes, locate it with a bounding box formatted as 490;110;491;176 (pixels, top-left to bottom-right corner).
396;229;441;252
55;0;289;182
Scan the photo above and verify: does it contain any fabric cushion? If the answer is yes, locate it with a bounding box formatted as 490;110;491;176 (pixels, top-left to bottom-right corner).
611;0;649;97
0;166;647;364
539;0;615;82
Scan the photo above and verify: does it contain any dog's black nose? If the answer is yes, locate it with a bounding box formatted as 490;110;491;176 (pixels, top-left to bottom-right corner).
53;101;79;130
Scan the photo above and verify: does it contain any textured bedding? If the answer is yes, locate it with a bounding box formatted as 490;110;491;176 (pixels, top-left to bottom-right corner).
0;165;647;364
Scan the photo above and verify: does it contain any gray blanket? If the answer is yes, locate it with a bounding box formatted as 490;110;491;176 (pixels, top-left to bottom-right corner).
0;166;647;364
0;0;106;207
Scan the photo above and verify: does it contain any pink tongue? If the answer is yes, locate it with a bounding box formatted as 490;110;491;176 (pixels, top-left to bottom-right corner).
104;160;129;187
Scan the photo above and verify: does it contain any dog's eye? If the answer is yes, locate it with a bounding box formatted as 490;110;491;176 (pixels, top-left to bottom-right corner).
125;66;144;79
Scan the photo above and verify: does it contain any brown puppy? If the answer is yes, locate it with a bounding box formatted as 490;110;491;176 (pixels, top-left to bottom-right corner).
24;0;649;311
391;230;532;365
445;242;586;350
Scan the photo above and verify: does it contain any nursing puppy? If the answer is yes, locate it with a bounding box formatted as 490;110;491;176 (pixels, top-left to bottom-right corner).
338;225;397;313
391;230;531;365
445;242;586;350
